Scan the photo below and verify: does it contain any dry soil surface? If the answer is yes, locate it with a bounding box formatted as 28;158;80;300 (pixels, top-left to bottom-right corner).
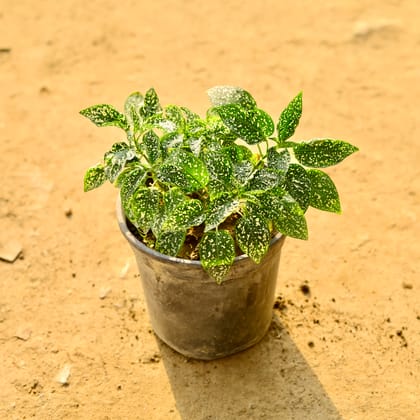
1;1;419;419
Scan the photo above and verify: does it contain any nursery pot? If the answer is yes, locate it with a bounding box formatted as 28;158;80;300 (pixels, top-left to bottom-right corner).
116;196;286;360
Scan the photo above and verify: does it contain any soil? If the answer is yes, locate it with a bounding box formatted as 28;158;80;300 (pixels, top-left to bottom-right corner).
1;1;419;419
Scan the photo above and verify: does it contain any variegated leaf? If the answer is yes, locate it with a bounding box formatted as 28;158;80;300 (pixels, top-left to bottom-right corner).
294;139;359;168
156;230;186;257
129;187;160;232
216;104;268;145
307;169;341;213
80;104;127;129
84;163;107;192
140;88;162;119
285;164;311;212
199;230;236;284
103;142;135;182
163;199;205;230
233;161;254;186
157;149;209;193
247;168;280;191
124;92;144;136
236;215;271;264
116;165;147;208
203;150;233;184
277;92;302;142
273;195;308;240
205;194;240;232
207;86;257;108
267;147;290;172
142;131;161;163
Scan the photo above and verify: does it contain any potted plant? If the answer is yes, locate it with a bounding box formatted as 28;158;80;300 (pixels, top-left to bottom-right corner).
81;86;358;359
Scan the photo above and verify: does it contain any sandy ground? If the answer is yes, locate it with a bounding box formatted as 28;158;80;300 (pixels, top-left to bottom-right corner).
1;0;419;419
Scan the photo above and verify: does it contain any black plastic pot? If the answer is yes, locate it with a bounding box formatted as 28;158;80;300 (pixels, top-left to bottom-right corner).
116;196;286;360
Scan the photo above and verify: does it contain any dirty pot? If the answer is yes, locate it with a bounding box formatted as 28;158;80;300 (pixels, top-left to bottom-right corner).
116;196;286;360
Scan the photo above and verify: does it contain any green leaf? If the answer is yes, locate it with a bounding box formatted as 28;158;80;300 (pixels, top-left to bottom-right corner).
285;164;311;212
205;194;240;232
142;131;161;163
245;189;286;220
180;106;201;124
307;169;341;213
255;108;275;137
277;92;302;142
84;164;107;192
156;230;186;257
129;187;160;232
267;147;290;172
203;150;233;184
165;105;185;130
124;92;144;136
273;195;308;240
233;161;254;186
188;136;204;157
207;86;257;108
158;149;209;193
140;88;162;119
163;199;205;230
80;104;127;129
223;144;252;163
207;179;228;199
103;142;135;182
236;215;271;264
146;114;177;133
160;133;184;157
116;165;147;208
199;230;236;284
151;187;185;237
248;168;280;191
216;104;268;145
294;139;359;168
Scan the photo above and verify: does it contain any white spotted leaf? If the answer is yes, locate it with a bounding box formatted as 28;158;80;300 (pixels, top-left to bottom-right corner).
142;131;161;163
103;142;135;182
216;104;269;145
129;187;161;233
273;195;308;240
205;194;240;232
207;86;257;108
307;169;341;213
84;164;107;192
267;147;290;172
156;230;186;256
294;139;359;168
124;92;144;136
157;149;209;193
80;104;127;129
203;150;233;184
236;215;271;264
162;199;205;230
248;168;281;191
285;164;311;212
140;88;162;119
199;230;236;284
277;92;302;142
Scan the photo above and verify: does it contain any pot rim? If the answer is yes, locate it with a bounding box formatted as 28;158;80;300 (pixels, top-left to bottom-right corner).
116;194;283;266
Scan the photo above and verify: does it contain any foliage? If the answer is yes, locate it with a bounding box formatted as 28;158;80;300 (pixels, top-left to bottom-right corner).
81;86;358;283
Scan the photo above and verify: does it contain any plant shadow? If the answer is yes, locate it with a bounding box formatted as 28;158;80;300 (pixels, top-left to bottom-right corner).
157;314;343;420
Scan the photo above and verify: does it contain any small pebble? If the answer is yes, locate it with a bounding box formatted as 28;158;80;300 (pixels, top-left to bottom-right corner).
0;240;23;263
55;364;71;385
99;287;112;299
15;327;32;341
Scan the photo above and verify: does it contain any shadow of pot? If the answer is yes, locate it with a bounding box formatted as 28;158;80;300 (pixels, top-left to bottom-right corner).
117;195;286;360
